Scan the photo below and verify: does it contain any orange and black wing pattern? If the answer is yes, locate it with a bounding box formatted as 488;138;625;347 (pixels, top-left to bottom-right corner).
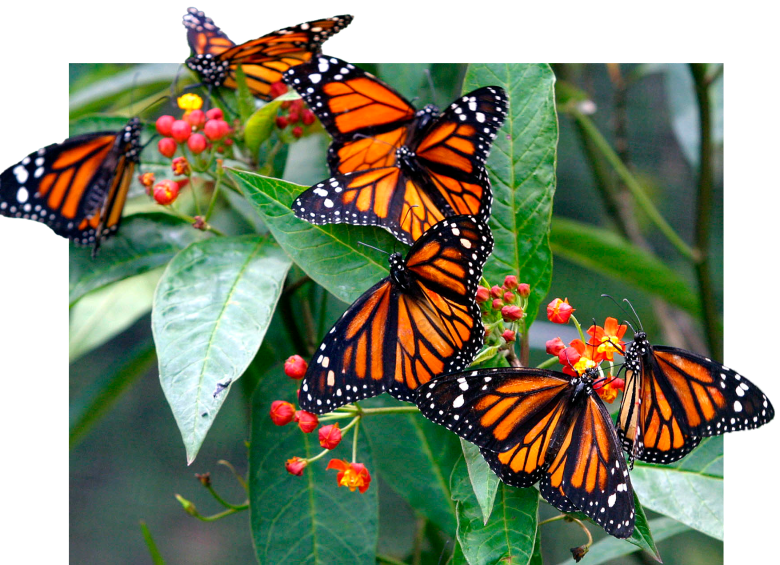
417;367;636;539
618;333;775;465
0;118;141;251
183;9;352;101
298;216;492;414
287;56;506;244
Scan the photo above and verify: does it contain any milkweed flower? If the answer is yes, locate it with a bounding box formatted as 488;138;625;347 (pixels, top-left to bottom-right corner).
501;305;524;322
594;377;625;404
547;298;574;324
559;339;604;377
318;423;342;450
285;355;308;379
285;457;307;476
172;156;190;176
475;286;490;303
326;459;371;493
587;317;628;361
545;337;566;356
269;400;295;426
517;283;531;298
504;275;518;290
153;179;180;205
294;410;318;433
177;93;203;116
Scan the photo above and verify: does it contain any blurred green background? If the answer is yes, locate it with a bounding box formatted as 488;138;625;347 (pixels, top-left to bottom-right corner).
69;63;723;564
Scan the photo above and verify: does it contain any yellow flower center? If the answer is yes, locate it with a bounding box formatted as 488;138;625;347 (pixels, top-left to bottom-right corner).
177;93;203;113
339;468;366;492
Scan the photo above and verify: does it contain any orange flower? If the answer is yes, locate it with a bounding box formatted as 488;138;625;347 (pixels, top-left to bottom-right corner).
326;459;371;493
559;339;604;377
285;457;307;476
594;377;625;404
587;317;627;361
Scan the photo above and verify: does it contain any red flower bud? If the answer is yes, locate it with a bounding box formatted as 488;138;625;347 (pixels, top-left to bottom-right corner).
288;111;300;124
476;286;490;303
292;126;304;138
153;179;180;205
285;355;308;379
490;285;503;299
501;305;524;322
502;329;516;342
302;110;316;125
188;133;208;154
318;423;342;450
517;283;531;298
491;298;503;310
269;81;288;99
295;410;319;433
157;137;177;158
275;115;288;129
269;400;295;426
138;172;155;189
185;109;206;128
171;156;190;176
206;107;224;121
484;325;491;338
218;119;231;138
504;275;518;290
285;457;307;476
170;120;192;143
611;378;625;391
547;298;575;324
281;100;292;110
558;345;582;368
203;119;224;141
503;291;516;304
155;115;175;136
545;337;566;356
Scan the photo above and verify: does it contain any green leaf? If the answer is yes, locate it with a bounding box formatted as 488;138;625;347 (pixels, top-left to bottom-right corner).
69;213;209;306
529;525;543;565
233;66;256;124
249;366;378;564
152;235;291;463
244;100;284;154
459;439;499;525
451;456;539;565
630;436;723;539
556;517;688;565
462;64;558;328
231;170;399;304
550;217;701;315
362;398;460;533
282;133;331;186
69;268;161;361
375;63;432;101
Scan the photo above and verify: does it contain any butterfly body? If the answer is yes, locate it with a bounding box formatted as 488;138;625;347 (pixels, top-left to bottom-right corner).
417;366;635;538
285;56;507;244
299;215;493;414
0;117;142;251
183;8;353;101
618;331;774;466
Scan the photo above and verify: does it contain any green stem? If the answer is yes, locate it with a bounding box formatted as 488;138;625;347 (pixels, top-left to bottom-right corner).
689;63;723;358
194;504;248;522
206;485;244;510
139;521;166;565
567;106;697;262
351;417;360;463
356;406;419;416
537;356;559;369
204;172;223;222
569;314;586;344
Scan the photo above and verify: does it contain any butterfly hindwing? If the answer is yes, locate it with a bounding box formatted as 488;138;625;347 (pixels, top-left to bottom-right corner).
184;11;352;101
299;216;492;414
0;118;141;248
416;367;636;538
618;333;775;465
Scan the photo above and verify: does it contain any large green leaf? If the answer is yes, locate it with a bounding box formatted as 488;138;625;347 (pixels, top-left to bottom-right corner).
550;217;701;315
631;436;723;539
69;213;209;306
152;235;291;463
459;439;500;525
451;457;539;565
463;64;558;327
362;398;460;533
249;366;377;564
231;170;398;304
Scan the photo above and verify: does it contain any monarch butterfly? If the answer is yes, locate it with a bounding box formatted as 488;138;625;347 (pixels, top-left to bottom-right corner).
183;8;353;101
617;331;775;466
416;366;635;538
0;118;142;254
299;215;493;414
284;56;507;244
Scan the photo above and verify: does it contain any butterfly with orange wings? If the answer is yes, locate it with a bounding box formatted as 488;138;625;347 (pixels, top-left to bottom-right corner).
617;330;774;466
416;366;636;538
284;56;507;244
0;118;142;255
183;8;352;101
299;215;493;414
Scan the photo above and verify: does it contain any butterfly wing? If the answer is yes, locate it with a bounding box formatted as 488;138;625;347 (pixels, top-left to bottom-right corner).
299;216;491;413
417;367;635;538
620;339;774;464
284;55;419;173
0;118;141;248
183;7;236;56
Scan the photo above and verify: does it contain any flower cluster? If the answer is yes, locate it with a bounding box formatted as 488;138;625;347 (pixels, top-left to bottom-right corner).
270;353;372;493
477;275;531;351
271;84;317;140
545;297;626;402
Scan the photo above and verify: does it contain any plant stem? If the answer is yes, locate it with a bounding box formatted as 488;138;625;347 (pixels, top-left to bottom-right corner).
357;406;419;416
351;417;360;463
139;521;166;565
689;63;723;358
204;172;223;222
412;516;426;565
537;356;559;369
193;504;248;522
206;485;245;510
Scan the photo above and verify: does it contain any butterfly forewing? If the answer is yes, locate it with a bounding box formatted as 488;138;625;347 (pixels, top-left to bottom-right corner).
183;7;236;56
299;216;492;414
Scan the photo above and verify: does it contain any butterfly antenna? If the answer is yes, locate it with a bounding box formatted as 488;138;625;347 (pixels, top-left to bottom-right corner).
140;95;173;117
601;293;638;334
357;241;389;256
622;298;644;332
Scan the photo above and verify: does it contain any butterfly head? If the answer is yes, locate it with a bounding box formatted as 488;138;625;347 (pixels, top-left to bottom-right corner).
388;251;412;290
415;104;439;130
185;53;229;87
